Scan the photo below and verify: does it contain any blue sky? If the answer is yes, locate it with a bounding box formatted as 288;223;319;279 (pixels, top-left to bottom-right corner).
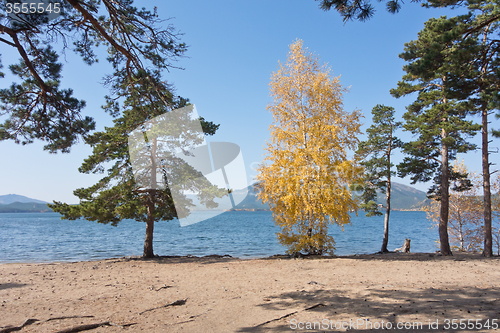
0;0;493;203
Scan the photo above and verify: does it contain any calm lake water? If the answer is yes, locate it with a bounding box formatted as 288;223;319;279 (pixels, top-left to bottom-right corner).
0;211;438;263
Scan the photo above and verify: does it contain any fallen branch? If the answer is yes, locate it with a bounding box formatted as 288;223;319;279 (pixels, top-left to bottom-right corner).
155;284;173;291
165;309;212;326
172;319;195;325
0;319;39;333
109;322;137;328
1;316;135;333
139;298;188;315
307;281;325;286
54;321;136;333
255;311;298;327
305;303;326;310
54;322;111;333
188;309;212;319
46;315;95;322
254;303;326;328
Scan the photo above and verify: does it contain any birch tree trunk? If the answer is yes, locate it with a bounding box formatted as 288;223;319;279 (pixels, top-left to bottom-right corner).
381;133;392;253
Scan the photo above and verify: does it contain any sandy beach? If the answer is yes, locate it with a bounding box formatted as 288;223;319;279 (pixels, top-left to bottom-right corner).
1;252;499;332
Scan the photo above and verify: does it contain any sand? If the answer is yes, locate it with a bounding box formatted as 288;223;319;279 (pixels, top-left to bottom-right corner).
1;252;499;332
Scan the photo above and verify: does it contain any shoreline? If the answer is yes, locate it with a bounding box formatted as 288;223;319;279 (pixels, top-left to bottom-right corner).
1;252;498;332
0;250;493;265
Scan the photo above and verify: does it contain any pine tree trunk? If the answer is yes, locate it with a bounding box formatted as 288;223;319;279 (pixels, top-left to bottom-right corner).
478;25;493;257
440;129;452;256
482;105;493;257
144;193;155;258
143;136;158;258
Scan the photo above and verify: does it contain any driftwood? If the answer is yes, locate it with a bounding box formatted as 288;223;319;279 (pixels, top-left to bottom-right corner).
0;316;95;333
304;303;326;311
154;284;173;291
0;316;134;333
395;238;411;253
172;319;195;325
254;311;298;327
46;315;95;322
307;281;325;286
53;321;136;333
254;303;326;327
139;298;187;315
54;322;112;333
0;319;38;333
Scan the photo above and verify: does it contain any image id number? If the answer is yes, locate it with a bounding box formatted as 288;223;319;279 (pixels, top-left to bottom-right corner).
6;1;60;14
443;319;498;330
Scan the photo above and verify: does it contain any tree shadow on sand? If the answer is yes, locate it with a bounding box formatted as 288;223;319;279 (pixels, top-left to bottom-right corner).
107;251;498;266
104;254;239;265
237;284;500;332
330;251;500;263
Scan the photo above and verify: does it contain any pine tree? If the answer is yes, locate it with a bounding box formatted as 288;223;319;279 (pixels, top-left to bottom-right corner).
449;1;500;257
391;16;481;256
354;104;401;253
316;0;496;22
0;1;186;152
412;4;500;257
256;40;363;255
49;71;224;258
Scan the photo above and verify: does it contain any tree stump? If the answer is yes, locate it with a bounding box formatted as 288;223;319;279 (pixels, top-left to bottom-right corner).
394;239;411;253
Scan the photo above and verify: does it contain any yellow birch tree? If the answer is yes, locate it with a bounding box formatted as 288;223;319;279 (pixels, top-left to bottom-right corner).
256;40;363;255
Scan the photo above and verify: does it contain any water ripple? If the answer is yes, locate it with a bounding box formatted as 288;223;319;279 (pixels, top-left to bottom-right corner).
0;211;436;263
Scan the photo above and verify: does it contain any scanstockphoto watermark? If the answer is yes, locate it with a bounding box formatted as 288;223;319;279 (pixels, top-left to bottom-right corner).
290;318;500;330
290;318;424;331
128;105;248;226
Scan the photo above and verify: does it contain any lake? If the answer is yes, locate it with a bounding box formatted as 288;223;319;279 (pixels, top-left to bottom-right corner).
0;211;438;263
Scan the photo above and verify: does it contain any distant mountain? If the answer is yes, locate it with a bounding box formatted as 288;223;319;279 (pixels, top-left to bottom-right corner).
0;183;428;213
374;182;428;210
0;194;51;213
0;202;52;213
231;181;428;211
0;194;47;204
231;185;269;210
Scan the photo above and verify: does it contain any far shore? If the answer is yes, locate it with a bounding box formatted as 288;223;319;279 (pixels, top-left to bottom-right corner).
0;208;431;213
1;252;499;332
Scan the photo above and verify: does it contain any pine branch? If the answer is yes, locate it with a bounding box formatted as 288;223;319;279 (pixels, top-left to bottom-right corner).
1;25;51;93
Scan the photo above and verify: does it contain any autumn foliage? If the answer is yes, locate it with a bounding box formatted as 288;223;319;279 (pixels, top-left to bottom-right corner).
256;40;362;255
